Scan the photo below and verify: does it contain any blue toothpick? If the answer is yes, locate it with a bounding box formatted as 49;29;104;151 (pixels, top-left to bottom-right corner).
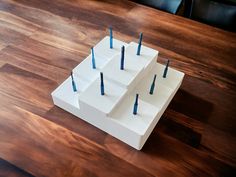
133;94;139;115
100;72;105;95
163;60;169;78
120;45;125;70
91;47;96;69
136;32;143;55
109;27;113;49
71;72;77;92
149;74;157;95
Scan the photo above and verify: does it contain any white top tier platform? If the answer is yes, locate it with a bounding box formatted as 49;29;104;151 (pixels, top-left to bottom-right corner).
102;42;158;90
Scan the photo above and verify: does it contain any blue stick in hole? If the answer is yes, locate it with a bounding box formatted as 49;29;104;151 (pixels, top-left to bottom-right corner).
149;74;157;95
100;72;105;95
120;45;125;70
109;27;113;49
163;60;169;78
91;47;96;69
133;94;139;115
136;32;143;55
71;72;77;92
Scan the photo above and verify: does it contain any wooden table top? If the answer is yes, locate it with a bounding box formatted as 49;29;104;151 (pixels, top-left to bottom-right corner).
0;0;235;176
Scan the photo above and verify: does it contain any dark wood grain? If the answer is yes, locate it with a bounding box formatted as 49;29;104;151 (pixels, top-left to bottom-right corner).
0;0;235;176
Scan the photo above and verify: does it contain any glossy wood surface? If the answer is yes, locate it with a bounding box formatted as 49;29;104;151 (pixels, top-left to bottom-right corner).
0;0;235;176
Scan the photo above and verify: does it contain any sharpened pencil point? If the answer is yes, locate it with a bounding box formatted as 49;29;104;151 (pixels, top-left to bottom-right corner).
149;74;157;95
163;60;169;78
100;72;105;95
71;72;77;92
136;32;143;55
109;27;113;49
133;94;139;115
91;47;96;69
120;45;125;70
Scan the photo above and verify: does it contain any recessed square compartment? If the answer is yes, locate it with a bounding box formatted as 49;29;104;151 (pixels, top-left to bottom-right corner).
51;74;88;113
110;95;160;136
134;79;173;110
108;95;160;149
79;78;127;116
152;63;185;91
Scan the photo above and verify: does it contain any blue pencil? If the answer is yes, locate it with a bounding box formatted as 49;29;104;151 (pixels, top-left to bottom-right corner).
136;32;143;55
91;47;96;69
100;72;105;95
120;45;125;70
149;74;157;95
163;60;169;78
71;72;77;92
109;27;113;49
133;94;139;115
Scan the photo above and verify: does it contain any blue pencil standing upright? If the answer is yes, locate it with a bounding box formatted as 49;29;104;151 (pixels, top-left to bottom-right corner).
120;45;125;70
100;72;105;95
109;27;113;49
136;32;143;55
149;74;157;95
163;60;169;78
91;47;96;69
71;72;77;92
133;94;139;115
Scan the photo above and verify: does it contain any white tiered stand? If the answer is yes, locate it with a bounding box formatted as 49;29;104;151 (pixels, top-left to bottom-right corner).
51;36;184;150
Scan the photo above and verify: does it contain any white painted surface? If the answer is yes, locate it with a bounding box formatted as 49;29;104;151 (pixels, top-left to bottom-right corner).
51;36;184;150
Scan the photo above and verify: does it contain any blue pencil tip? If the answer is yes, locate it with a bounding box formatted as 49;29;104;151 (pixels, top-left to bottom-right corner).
91;47;96;69
100;72;105;95
163;60;169;78
71;72;74;80
109;27;113;49
137;32;143;55
149;74;157;95
133;94;139;115
71;72;77;92
120;45;125;70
